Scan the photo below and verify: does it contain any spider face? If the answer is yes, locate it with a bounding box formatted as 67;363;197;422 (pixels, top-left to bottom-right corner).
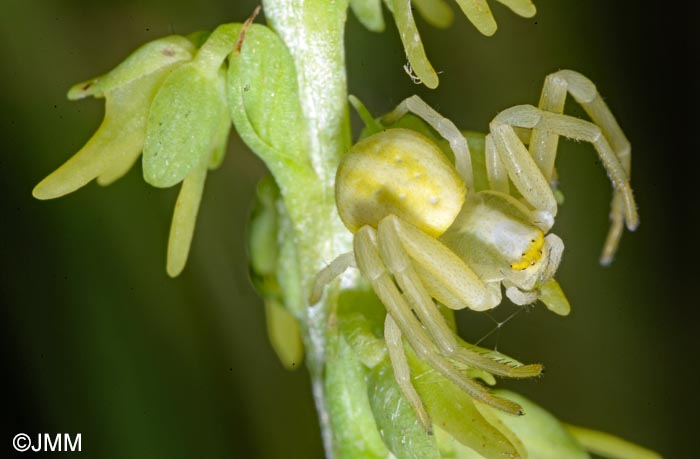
440;191;558;295
312;70;637;431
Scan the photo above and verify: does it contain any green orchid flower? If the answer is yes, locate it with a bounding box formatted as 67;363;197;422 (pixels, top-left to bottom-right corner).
33;35;195;199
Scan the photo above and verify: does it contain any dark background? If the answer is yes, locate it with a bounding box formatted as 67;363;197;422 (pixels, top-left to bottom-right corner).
1;1;694;457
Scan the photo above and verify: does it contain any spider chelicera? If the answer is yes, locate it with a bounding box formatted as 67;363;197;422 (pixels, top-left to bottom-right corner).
310;70;637;432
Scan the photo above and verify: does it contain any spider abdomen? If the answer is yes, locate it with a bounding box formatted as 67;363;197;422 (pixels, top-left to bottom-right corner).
336;128;465;236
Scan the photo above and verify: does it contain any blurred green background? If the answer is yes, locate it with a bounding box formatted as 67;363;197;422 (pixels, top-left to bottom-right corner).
1;1;692;457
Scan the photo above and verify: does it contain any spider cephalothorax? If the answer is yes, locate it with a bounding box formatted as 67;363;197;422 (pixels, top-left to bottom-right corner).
311;70;637;432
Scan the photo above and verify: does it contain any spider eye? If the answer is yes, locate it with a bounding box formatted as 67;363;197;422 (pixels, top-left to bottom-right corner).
510;230;546;271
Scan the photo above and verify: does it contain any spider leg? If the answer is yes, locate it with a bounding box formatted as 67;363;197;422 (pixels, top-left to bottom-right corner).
308;252;356;304
541;233;564;283
354;226;523;415
382;215;497;311
490;105;638;234
381;95;475;190
530;70;632;264
378;215;541;379
377;216;458;354
384;314;432;433
530;70;630;181
488;114;558;230
484;134;510;194
505;286;538;305
600;193;626;265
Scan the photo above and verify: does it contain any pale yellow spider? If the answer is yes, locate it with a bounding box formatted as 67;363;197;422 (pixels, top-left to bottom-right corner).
311;70;637;432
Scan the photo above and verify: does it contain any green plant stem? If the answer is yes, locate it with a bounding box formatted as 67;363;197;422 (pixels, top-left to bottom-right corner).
262;1;353;455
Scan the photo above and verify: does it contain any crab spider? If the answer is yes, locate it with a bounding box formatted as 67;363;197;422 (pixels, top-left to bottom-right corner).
311;70;636;432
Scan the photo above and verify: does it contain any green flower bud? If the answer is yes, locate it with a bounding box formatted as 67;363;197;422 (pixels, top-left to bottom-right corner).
247;176;304;369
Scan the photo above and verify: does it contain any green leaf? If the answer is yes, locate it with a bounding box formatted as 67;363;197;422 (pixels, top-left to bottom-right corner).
476;391;590;459
326;335;389;459
227;24;308;169
228;22;326;289
406;349;523;459
338;288;388;369
142;63;228;188
435;426;490;459
564;424;662;459
367;358;440;459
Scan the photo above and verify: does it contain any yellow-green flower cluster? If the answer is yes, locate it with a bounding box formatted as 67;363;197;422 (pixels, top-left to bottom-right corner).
33;25;243;277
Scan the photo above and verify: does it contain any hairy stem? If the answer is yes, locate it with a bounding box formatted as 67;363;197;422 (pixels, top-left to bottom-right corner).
262;1;353;456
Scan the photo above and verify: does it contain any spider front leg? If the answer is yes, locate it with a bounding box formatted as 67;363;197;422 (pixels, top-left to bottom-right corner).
530;70;633;264
384;313;432;433
382;95;475;189
489;105;638;239
308;252;356;304
377;216;460;354
354;225;524;417
484;134;510;194
377;215;543;379
378;215;499;312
